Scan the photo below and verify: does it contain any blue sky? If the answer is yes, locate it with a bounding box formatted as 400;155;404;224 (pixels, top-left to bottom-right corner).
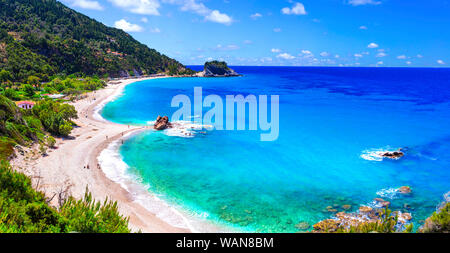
60;0;450;67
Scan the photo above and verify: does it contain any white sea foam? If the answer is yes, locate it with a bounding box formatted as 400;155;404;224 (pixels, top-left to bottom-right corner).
98;136;193;230
146;120;213;138
98;134;228;232
376;187;400;199
360;147;402;161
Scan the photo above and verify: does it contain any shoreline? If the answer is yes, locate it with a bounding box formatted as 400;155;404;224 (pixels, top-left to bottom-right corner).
11;76;190;232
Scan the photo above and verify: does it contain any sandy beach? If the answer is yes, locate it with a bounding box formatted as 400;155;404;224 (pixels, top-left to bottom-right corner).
11;76;189;233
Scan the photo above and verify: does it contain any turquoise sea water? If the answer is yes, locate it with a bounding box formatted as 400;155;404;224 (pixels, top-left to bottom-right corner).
101;67;450;232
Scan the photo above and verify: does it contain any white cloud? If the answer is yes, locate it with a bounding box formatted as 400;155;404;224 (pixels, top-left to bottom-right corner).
376;52;387;57
320;52;330;57
335;54;340;58
273;28;282;32
348;0;381;6
359;25;368;30
114;19;144;32
109;0;160;15
354;53;363;58
176;0;210;15
397;55;407;59
277;53;295;60
406;61;412;65
260;57;273;63
367;42;379;48
271;48;281;53
250;13;262;19
243;40;253;44
300;50;314;59
376;61;383;65
166;0;233;25
417;54;423;58
150;27;161;33
215;44;240;51
437;60;445;65
69;0;104;10
281;2;307;15
141;17;148;23
110;1;233;25
206;10;232;25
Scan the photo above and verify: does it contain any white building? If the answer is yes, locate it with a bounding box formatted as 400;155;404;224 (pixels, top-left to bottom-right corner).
16;101;35;109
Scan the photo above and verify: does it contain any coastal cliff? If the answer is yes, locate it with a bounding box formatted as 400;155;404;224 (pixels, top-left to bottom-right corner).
0;0;192;81
195;61;240;77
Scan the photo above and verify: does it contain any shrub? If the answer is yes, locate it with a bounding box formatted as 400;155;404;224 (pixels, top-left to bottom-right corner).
60;189;130;233
419;202;450;233
46;136;56;148
0;161;131;233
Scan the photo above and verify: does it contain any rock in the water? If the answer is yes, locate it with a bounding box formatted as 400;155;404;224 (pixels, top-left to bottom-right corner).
400;212;412;221
342;204;351;210
153;116;172;130
374;198;390;207
295;221;311;230
381;149;404;159
312;219;341;233
359;206;373;213
398;186;412;194
379;201;391;207
196;61;240;77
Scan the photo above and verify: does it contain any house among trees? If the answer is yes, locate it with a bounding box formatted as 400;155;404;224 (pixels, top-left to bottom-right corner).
16;101;35;109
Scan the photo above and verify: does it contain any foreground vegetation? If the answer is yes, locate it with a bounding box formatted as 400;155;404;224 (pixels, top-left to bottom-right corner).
312;205;449;233
0;161;129;233
418;202;450;233
0;94;77;160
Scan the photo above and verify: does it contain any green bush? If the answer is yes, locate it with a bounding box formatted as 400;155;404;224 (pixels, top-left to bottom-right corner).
32;99;78;136
0;137;15;161
46;136;56;148
0;161;66;232
60;189;130;233
419;202;450;233
0;161;130;233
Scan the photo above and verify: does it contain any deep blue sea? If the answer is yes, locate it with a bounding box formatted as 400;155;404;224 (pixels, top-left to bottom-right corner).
101;67;450;232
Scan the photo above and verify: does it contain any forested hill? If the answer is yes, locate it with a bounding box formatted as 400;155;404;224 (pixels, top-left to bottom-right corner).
0;0;191;81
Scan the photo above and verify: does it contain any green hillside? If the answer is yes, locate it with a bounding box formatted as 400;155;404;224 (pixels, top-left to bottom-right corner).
0;0;191;82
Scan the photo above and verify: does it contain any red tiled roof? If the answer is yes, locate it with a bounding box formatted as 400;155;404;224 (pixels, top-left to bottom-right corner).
15;101;35;105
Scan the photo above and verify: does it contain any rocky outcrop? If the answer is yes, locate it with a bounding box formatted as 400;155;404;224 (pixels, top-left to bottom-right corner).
153;116;172;130
312;219;341;233
359;206;373;213
398;186;412;194
381;149;404;159
418;192;450;233
374;198;390;207
313;207;411;233
195;61;240;77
